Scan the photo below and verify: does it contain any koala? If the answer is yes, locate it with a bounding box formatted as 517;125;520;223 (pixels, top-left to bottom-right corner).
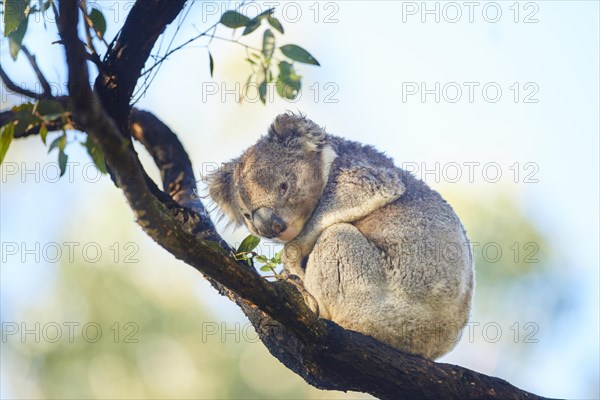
206;113;474;359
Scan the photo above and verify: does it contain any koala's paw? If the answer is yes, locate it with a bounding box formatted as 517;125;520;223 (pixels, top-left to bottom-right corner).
282;244;307;279
285;274;320;316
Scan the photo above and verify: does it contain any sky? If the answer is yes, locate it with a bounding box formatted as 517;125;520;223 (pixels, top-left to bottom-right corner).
1;1;599;399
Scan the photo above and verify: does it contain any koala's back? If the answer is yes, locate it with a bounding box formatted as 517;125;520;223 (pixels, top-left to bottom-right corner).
305;158;473;359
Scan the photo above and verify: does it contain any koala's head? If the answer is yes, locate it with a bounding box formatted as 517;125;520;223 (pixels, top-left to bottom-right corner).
206;113;337;242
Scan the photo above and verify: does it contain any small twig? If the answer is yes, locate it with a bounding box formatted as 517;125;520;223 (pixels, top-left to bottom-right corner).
20;46;53;98
79;0;99;56
0;64;43;100
210;34;261;52
139;26;216;78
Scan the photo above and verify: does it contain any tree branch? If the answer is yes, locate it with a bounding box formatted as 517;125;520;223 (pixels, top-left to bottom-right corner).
0;64;43;100
94;0;187;131
129;109;203;211
31;1;551;398
21;46;53;98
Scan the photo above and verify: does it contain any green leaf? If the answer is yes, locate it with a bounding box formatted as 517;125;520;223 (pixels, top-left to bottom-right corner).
58;148;68;177
39;124;48;144
280;44;320;66
242;19;261;36
35;99;64;120
262;29;275;61
260;264;273;272
237;235;260;253
8;17;28;60
4;0;28;36
276;61;302;99
255;255;268;263
11;102;39;136
276;79;300;100
271;249;283;265
89;8;107;38
256;8;274;20
208;51;214;78
259;80;267;104
220;10;250;28
240;74;254;103
278;61;301;80
0;124;15;164
267;16;284;34
85;136;107;174
48;133;66;153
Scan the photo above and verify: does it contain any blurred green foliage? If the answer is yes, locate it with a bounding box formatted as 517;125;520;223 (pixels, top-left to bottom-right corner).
2;254;359;398
2;186;568;399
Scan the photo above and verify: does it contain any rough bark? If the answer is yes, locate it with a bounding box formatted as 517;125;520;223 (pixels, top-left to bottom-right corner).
1;1;551;399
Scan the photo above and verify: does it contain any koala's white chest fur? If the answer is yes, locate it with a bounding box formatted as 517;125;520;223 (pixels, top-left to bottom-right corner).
207;113;474;360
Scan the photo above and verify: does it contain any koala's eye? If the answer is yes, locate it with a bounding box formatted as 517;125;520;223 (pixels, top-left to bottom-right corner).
279;182;289;196
243;213;251;219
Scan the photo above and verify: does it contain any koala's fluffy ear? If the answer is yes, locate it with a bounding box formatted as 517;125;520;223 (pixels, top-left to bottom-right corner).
205;161;242;227
268;112;326;151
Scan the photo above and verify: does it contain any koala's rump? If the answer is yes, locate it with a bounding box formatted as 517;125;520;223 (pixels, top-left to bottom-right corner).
309;176;473;359
352;175;473;302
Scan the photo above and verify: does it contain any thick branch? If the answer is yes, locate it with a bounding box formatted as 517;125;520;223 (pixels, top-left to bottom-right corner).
130;109;203;211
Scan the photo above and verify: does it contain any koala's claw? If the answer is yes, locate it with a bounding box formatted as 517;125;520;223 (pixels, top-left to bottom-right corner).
285;274;320;316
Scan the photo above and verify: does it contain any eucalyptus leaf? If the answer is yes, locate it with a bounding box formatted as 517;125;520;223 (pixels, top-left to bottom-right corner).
85;137;107;174
277;61;302;99
272;249;283;264
48;133;66;153
237;234;260;253
4;0;28;36
267;16;284;33
11;102;39;136
89;8;107;38
276;78;301;100
278;61;301;80
58;148;68;177
8;17;28;60
39;124;48;145
280;44;320;66
208;51;214;77
0;124;15;164
259;80;267;104
262;29;275;61
220;10;250;28
256;8;274;20
242;19;261;36
35;99;64;117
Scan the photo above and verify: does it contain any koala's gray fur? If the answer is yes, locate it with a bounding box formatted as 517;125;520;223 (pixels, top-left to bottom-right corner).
206;113;474;359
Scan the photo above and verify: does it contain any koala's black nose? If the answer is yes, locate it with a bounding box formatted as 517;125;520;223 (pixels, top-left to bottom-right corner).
253;207;288;238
